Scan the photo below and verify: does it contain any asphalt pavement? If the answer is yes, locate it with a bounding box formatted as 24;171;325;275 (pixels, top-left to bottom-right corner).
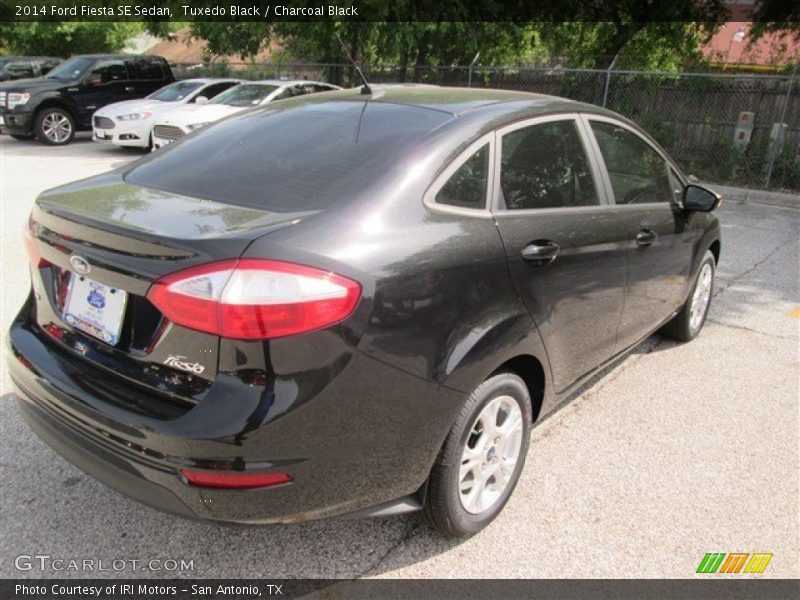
0;136;797;579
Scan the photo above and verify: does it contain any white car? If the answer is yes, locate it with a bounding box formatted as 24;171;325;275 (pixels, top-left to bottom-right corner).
92;78;242;148
151;80;341;148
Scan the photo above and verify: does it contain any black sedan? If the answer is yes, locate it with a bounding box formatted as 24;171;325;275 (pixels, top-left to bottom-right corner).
8;85;721;537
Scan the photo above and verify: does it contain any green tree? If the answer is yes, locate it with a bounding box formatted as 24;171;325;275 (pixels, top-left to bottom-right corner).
0;22;141;57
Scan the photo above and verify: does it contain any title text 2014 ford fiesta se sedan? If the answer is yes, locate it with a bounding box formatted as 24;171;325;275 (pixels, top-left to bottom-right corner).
8;85;721;537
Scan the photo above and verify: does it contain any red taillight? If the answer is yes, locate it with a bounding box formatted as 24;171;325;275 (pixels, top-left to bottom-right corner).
181;469;292;490
147;259;362;340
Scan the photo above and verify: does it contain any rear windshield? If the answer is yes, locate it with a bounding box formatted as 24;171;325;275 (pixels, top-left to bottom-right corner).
210;83;278;107
125;99;451;212
149;80;204;101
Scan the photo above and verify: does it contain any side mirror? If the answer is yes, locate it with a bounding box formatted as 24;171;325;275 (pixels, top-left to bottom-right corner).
683;184;722;212
194;96;209;105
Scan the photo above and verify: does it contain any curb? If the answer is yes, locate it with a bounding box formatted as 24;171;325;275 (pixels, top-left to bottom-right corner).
704;183;800;209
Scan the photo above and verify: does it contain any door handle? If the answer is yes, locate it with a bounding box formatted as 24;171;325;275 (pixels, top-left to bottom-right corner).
124;86;135;92
521;240;560;266
635;228;657;248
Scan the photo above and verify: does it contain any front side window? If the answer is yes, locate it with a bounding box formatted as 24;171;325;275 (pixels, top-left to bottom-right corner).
590;121;673;205
435;144;489;209
500;120;598;210
87;60;128;85
197;82;238;100
210;84;278;107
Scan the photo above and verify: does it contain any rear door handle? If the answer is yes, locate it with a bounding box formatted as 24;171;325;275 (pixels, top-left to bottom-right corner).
521;240;560;266
124;86;135;92
635;228;657;248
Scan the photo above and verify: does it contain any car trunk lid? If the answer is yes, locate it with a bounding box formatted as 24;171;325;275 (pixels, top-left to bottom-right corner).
27;173;315;411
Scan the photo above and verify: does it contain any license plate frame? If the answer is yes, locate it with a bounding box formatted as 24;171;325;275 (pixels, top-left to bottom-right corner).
63;273;128;346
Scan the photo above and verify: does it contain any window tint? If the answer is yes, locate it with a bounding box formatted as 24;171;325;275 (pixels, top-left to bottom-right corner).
590;121;673;205
88;60;127;84
199;82;238;100
126;57;163;80
500;120;598;210
435;144;489;209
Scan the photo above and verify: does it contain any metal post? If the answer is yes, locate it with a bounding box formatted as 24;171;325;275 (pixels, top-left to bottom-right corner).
468;52;480;88
765;62;798;189
602;54;619;108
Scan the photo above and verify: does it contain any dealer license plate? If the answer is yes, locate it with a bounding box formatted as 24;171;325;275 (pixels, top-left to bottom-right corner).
63;274;127;345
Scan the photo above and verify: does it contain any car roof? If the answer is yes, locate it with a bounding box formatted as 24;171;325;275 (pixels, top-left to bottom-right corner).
183;78;242;84
67;54;167;60
233;79;336;87
321;83;606;117
0;56;61;61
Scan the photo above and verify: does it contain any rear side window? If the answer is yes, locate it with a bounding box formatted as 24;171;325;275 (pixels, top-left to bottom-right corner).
590;121;673;205
500;120;598;210
435;144;489;209
126;57;164;80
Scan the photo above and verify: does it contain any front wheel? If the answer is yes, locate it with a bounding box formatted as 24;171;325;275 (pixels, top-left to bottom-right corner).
661;250;716;342
423;372;531;537
34;108;75;145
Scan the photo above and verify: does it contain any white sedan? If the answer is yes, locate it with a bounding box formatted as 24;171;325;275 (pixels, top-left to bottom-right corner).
92;78;242;148
151;80;341;149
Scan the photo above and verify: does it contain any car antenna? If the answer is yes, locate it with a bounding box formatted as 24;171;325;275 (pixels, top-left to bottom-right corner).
336;34;372;96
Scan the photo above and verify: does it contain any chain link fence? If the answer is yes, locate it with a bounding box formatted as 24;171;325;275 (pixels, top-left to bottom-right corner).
172;60;800;192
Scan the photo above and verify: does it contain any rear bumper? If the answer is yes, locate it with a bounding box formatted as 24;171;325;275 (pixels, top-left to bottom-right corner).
8;299;459;524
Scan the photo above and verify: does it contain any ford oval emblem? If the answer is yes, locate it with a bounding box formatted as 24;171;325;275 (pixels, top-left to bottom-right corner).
69;255;91;275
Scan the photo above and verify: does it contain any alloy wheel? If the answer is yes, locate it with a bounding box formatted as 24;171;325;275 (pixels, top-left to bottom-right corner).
458;395;524;515
41;112;72;143
689;262;713;331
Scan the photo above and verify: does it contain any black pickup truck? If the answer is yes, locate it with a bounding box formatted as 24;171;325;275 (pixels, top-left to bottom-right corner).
0;54;174;145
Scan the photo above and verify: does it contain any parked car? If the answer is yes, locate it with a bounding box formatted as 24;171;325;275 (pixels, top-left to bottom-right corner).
92;78;242;149
0;54;174;145
0;56;63;82
151;79;340;148
9;85;721;538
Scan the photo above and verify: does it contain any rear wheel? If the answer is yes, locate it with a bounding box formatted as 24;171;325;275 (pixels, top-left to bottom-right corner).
661;250;716;342
34;108;75;145
423;372;531;537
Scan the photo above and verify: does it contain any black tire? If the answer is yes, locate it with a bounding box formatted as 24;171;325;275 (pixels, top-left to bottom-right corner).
10;134;34;141
423;372;532;538
661;250;716;342
34;107;75;145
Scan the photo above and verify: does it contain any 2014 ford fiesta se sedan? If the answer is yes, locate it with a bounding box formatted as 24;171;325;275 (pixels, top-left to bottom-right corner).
8;85;721;537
